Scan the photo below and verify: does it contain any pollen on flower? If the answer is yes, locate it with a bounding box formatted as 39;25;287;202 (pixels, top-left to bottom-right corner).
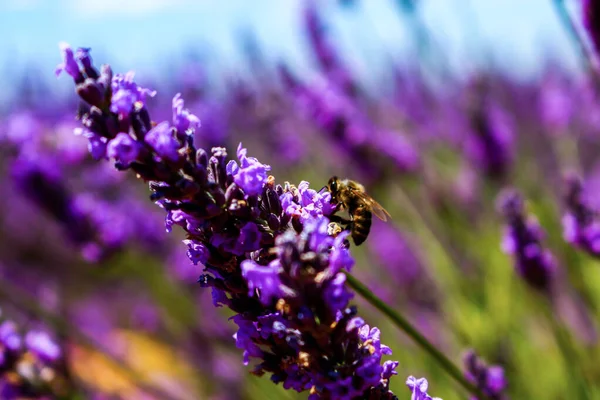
299;352;310;367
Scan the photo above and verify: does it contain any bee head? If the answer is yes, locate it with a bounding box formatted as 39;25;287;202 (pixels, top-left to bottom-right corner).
328;176;339;194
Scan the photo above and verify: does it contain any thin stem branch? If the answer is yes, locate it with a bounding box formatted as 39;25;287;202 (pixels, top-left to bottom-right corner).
551;0;597;73
540;292;592;399
344;272;490;400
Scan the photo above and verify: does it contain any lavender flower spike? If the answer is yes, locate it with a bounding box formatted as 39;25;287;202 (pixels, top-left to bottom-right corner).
58;43;399;399
562;173;600;258
497;189;556;293
406;376;442;400
463;350;507;400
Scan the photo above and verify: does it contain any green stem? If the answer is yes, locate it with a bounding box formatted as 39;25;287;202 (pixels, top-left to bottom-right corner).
344;272;489;399
551;0;597;73
539;293;591;399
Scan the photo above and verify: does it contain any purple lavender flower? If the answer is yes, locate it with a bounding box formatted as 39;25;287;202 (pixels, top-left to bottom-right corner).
463;350;507;400
172;92;201;134
107;132;143;166
497;189;556;293
184;239;210;266
234;217;395;398
74;127;109;160
144;121;183;162
58;43;399;399
241;260;284;305
228;143;272;196
25;331;61;362
55;41;83;82
562;173;600;257
382;360;399;381
110;71;156;116
406;376;442;400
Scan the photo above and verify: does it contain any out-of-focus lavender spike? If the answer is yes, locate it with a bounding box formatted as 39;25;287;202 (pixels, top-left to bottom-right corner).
3;107;166;262
279;64;419;179
462;350;508;400
10;155;101;257
464;79;514;181
538;68;574;133
562;172;600;257
368;224;438;310
303;0;357;96
497;189;556;294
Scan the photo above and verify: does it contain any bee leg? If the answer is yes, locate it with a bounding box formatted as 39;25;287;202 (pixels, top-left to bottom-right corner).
329;215;352;226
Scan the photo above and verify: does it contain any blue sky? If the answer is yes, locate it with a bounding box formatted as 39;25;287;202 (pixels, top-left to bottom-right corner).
0;0;586;94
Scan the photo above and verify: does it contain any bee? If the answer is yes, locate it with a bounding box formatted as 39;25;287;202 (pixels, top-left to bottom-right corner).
326;176;391;245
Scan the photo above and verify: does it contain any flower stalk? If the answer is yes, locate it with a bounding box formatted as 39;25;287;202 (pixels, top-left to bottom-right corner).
343;272;489;399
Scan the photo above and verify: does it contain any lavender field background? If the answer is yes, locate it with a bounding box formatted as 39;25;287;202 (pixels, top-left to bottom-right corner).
0;0;599;399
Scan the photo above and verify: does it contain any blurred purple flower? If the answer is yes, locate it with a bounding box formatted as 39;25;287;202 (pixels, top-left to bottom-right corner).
25;331;61;362
463;350;507;400
563;173;600;257
0;321;21;351
406;376;442;400
465;101;514;181
498;189;556;293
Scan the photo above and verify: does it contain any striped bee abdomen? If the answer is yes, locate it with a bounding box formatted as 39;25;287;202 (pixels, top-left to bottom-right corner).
350;206;372;246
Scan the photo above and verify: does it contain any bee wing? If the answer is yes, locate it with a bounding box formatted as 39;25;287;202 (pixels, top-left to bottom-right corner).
354;191;391;221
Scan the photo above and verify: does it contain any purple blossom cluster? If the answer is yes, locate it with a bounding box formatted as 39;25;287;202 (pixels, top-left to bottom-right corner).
56;43;399;399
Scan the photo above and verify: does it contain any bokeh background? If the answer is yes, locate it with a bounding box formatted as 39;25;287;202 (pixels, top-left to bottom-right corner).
1;0;599;398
